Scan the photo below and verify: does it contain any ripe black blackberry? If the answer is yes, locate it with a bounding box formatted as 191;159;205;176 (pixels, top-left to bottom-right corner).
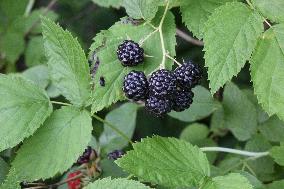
77;146;95;164
123;71;149;101
148;69;177;98
117;40;144;66
174;61;202;90
172;89;194;112
145;96;172;117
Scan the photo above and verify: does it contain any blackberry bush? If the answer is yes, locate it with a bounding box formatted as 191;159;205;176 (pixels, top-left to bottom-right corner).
117;40;144;66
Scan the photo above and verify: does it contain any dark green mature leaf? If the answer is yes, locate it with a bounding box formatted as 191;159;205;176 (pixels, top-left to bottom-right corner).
91;0;123;8
21;65;50;89
0;158;9;184
100;159;128;178
0;75;52;152
0;0;28;21
180;123;209;144
169;86;221;122
259;116;284;142
270;145;284;166
90;11;176;113
116;136;210;188
85;178;151;189
180;0;235;39
265;180;284;189
25;36;46;67
251;0;284;23
123;0;158;21
222;82;257;141
99;103;138;152
0;169;20;189
11;106;92;181
203;173;253;189
41;17;91;107
250;24;284;121
203;2;263;94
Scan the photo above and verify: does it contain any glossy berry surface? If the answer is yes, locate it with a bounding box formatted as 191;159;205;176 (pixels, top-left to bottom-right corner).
174;61;202;90
107;150;124;160
123;71;148;101
117;40;144;66
67;171;81;189
172;89;194;112
77;146;94;164
145;96;172;117
148;69;177;98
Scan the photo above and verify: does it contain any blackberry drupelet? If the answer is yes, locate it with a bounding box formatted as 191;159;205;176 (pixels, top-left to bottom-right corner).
145;96;172;117
117;40;144;66
148;69;177;98
174;60;202;90
107;150;124;160
172;89;194;112
123;71;149;101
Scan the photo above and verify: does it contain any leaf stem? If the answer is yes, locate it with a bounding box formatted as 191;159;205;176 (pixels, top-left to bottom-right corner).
24;0;35;17
51;101;72;106
92;114;133;145
245;0;272;27
201;147;269;157
139;28;159;46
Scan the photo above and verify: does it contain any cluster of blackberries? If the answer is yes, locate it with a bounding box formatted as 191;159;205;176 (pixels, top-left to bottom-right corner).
117;40;202;117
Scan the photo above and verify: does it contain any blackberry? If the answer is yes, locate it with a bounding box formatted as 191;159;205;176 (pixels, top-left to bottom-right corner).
174;61;202;90
117;40;144;66
99;76;105;87
145;96;172;117
107;150;124;160
123;71;148;101
148;69;177;98
172;89;194;112
77;146;95;164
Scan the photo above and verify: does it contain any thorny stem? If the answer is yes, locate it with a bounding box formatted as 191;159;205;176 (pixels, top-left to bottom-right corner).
50;101;72;106
92;114;133;145
201;147;269;158
165;53;182;66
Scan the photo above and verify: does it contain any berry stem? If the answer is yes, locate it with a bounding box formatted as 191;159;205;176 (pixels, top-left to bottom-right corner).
200;147;269;158
165;54;182;66
92;114;133;145
51;101;72;106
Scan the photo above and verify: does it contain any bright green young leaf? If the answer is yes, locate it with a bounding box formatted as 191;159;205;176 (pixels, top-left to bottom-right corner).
123;0;158;21
169;86;221;122
265;180;284;189
91;0;123;8
203;173;253;189
251;0;284;23
21;65;50;89
85;178;151;189
270;145;284;166
203;2;263;94
90;11;176;113
11;106;92;181
180;123;209;144
25;36;46;67
116;136;210;188
41;17;91;107
180;0;235;39
0;75;52;152
259;116;284;142
99;103;138;152
245;134;274;176
222;82;257;141
0;158;9;184
250;24;284;121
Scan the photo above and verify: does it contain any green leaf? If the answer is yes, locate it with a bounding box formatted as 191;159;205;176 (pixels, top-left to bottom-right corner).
85;178;151;189
270;145;284;166
0;169;20;189
0;0;28;21
180;0;235;39
222;82;257;141
99;103;138;152
169;86;221;122
91;0;123;8
41;17;91;107
210;107;227;136
180;123;209;144
0;158;9;184
25;36;46;67
203;2;263;94
0;75;52;152
259;116;284;142
203;173;253;189
116;136;210;188
100;159;128;178
265;180;284;189
91;11;176;113
21;65;50;89
250;24;284;121
11;106;92;181
251;0;284;23
123;0;158;21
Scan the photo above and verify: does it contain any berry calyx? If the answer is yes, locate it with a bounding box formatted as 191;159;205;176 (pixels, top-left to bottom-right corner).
148;69;177;98
107;150;124;160
123;71;149;101
172;89;194;112
117;40;144;67
145;96;172;117
67;171;82;189
174;60;202;90
77;146;95;164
